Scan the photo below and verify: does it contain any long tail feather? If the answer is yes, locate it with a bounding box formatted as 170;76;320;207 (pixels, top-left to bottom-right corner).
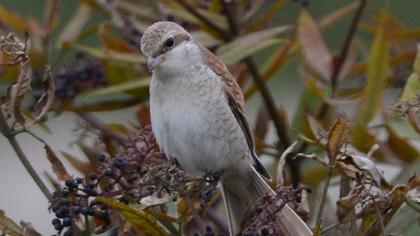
222;167;313;235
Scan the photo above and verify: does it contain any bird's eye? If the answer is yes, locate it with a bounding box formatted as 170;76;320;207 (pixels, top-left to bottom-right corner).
164;37;175;48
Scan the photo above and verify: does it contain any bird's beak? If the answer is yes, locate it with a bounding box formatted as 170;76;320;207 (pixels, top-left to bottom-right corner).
147;56;163;72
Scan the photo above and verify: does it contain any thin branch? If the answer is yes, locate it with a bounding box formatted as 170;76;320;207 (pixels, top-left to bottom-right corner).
205;207;229;234
173;0;232;40
315;165;333;227
0;111;52;201
76;111;127;146
330;0;368;96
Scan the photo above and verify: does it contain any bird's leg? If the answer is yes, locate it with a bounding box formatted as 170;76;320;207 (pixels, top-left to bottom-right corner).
200;170;224;206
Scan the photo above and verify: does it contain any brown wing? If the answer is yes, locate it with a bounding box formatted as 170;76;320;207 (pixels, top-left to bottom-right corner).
200;46;271;179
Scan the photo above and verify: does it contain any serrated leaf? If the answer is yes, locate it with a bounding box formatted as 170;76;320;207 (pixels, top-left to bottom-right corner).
216;26;289;65
400;44;420;101
57;3;91;48
44;144;70;181
327;117;350;163
298;10;333;80
29;67;55;127
96;197;168;236
72;44;145;64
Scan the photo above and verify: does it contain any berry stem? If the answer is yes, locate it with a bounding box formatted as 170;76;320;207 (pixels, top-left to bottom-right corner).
0;111;52;201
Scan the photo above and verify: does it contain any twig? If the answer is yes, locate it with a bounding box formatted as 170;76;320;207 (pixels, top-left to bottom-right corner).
0;111;52;201
76;111;127;146
315;165;333;227
205;207;229;234
298;0;368;154
330;0;368;96
173;0;231;40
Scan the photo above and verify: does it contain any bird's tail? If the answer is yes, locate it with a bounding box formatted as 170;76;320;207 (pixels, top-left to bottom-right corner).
222;167;312;235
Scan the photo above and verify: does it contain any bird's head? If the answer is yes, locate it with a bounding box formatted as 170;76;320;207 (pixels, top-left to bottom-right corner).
141;21;193;73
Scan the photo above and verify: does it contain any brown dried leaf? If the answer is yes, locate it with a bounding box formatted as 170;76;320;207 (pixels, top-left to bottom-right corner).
336;193;362;221
357;186;407;236
60;151;93;176
276;141;298;185
1;61;32;125
0;209;24;236
306;113;327;144
298;10;333;79
319;1;359;29
336;153;388;187
44;145;70;181
43;0;61;34
30;67;55;127
327;117;350;163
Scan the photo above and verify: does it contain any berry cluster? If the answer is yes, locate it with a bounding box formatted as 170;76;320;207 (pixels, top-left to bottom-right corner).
50;175;110;236
55;53;106;101
50;125;192;235
241;185;309;236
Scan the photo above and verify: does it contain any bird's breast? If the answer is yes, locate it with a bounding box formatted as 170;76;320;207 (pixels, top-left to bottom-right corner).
149;66;250;175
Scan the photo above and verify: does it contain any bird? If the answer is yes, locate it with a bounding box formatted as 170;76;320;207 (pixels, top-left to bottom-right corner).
141;21;312;236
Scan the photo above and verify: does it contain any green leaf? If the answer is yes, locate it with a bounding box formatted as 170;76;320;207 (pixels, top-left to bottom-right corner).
96;197;168;236
400;44;420;101
216;26;290;65
57;3;92;48
72;44;145;64
80;78;150;102
352;11;390;152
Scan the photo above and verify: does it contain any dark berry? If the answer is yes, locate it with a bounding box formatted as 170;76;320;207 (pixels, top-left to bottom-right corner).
255;205;263;214
104;168;113;176
62;218;72;227
72;206;81;214
76;178;83;184
119;196;129;204
58;198;69;206
113;157;126;169
81;207;90;216
97;154;106;162
54;223;63;231
261;228;269;236
52;218;61;226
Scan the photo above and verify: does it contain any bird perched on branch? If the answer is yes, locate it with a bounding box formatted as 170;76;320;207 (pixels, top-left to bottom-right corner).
141;21;312;236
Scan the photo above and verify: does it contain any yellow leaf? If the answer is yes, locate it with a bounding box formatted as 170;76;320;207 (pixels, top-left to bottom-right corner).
400;44;420;101
0;5;26;32
327;117;350;163
97;197;168;236
352;10;391;151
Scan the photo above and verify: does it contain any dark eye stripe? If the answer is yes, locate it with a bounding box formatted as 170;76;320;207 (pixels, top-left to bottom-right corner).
152;33;191;57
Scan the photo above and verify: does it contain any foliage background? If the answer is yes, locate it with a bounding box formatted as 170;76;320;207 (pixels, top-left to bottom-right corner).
0;0;420;235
